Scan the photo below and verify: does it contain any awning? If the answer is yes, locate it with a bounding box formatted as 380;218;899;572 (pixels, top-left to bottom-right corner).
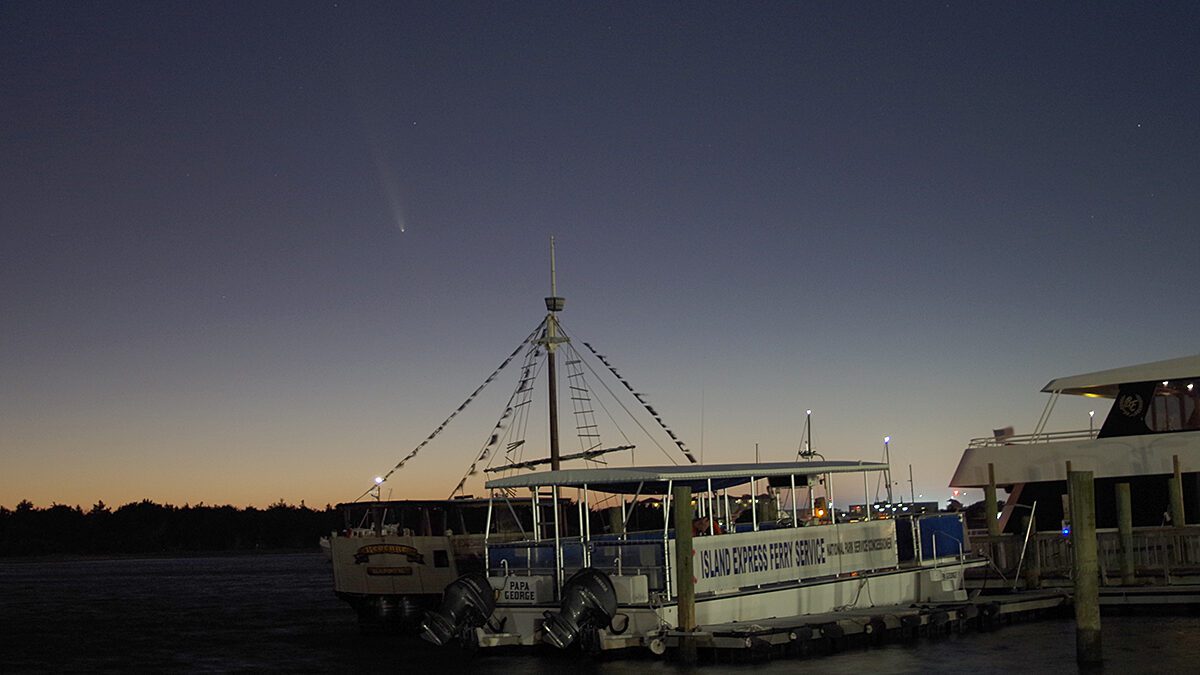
1041;354;1200;398
484;460;888;495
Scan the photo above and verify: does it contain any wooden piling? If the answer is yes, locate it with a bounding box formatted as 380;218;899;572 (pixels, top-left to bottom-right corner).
1069;470;1102;664
1021;514;1041;590
672;484;696;664
1116;482;1135;585
986;463;1000;537
1170;455;1186;526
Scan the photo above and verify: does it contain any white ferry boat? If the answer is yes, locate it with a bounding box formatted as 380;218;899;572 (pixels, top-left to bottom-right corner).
951;354;1200;532
420;461;982;652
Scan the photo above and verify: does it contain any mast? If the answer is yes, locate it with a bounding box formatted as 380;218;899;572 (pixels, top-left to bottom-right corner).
542;237;567;471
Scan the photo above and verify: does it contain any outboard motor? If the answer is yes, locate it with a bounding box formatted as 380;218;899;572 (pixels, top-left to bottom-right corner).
420;573;496;647
542;568;618;649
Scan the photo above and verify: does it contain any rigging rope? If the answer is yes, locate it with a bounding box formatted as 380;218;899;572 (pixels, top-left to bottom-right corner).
571;329;698;465
451;341;545;496
354;318;547;502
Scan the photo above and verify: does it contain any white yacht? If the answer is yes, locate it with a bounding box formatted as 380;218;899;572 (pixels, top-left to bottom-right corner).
951;354;1200;532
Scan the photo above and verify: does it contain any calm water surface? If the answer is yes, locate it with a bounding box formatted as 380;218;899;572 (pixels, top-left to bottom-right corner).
2;553;1197;673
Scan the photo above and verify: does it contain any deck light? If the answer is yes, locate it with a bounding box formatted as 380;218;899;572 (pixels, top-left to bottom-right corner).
1189;383;1195;391
374;476;384;485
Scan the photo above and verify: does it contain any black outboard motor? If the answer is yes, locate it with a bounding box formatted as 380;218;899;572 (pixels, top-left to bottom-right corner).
542;568;618;649
420;573;496;647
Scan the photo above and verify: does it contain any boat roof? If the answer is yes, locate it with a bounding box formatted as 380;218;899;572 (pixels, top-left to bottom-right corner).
484;460;888;495
1041;354;1200;397
337;498;491;508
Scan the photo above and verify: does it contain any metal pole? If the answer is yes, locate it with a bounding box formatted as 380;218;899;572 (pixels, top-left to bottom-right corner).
806;410;812;456
1069;470;1102;665
908;464;915;503
707;479;715;536
484;494;494;573
883;437;893;503
662;481;674;601
790;474;798;527
863;471;871;521
828;473;836;525
532;488;540;540
751;477;758;532
553;486;563;588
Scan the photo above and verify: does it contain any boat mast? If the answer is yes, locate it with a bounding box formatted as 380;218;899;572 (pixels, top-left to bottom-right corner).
542;237;568;470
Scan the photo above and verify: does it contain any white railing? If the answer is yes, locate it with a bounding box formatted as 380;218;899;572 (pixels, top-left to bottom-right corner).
974;526;1200;581
968;428;1098;448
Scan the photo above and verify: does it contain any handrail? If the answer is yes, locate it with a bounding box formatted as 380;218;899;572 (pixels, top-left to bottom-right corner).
968;428;1098;448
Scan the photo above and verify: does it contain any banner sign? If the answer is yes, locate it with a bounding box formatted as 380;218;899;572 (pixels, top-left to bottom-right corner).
354;543;425;564
685;520;897;594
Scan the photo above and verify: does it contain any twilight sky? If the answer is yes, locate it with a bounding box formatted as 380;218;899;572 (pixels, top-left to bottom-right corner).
3;1;1198;510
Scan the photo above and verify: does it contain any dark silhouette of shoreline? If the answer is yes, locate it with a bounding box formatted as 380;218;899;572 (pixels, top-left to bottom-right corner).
0;499;339;556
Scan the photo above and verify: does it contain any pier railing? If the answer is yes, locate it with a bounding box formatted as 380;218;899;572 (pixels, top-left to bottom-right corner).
971;525;1200;583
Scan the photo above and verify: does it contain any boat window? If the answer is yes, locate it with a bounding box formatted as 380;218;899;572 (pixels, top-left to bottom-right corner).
1146;381;1200;433
458;504;489;534
492;502;534;534
426;505;447;536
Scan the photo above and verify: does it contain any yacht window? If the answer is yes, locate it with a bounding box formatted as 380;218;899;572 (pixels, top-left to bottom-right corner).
1146;382;1200;432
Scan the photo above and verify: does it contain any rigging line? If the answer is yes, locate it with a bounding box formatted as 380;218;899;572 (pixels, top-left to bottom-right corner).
354;318;547;502
489;353;543;473
573;329;698;465
511;351;543;469
459;344;548;494
559;324;680;466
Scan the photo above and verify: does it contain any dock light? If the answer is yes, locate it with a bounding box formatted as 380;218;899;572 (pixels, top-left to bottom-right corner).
884;436;890;443
1189;383;1195;391
374;476;384;485
1061;525;1071;537
806;410;811;415
1163;381;1169;386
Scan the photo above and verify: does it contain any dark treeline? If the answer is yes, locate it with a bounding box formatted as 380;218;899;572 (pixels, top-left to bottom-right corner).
0;500;340;556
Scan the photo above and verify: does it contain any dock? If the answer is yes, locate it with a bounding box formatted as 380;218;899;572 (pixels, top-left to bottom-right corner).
657;590;1070;661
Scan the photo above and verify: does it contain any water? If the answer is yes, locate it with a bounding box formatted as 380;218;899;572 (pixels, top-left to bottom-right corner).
1;553;1197;673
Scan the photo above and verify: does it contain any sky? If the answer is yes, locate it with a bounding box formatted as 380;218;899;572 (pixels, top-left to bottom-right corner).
2;1;1199;510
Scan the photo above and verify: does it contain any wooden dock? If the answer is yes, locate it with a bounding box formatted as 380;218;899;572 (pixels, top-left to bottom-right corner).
658;590;1070;660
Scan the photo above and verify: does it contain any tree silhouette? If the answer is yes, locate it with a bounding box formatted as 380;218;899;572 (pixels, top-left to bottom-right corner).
0;500;339;556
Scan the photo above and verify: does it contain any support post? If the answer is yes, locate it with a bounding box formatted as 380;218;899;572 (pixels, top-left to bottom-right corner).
986;463;1000;537
1024;515;1042;590
1116;482;1135;585
985;463;1000;566
1069;470;1102;665
1170;454;1186;526
672;484;696;664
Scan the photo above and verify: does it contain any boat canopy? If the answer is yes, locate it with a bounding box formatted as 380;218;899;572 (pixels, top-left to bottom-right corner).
484;460;888;495
1041;354;1200;398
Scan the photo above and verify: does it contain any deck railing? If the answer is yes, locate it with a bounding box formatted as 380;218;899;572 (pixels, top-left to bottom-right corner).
968;428;1098;448
971;525;1200;582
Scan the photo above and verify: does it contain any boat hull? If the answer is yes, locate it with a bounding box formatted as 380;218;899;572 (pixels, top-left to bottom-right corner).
330;532;486;630
476;559;983;649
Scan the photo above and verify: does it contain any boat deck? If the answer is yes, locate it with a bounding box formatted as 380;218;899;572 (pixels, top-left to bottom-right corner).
658;589;1070;655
